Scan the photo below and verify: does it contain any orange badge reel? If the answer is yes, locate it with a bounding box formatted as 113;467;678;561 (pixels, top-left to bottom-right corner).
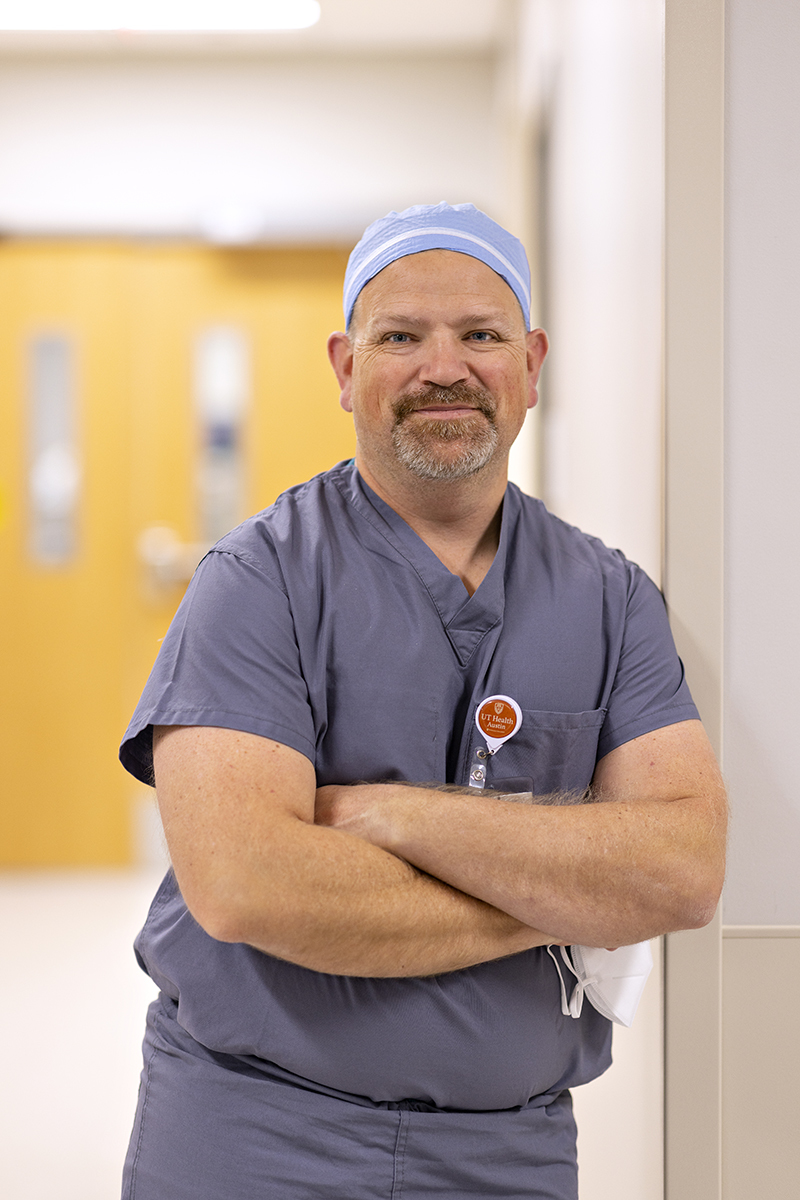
468;695;523;789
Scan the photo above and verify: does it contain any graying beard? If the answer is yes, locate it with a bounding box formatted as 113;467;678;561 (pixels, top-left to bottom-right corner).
391;417;499;481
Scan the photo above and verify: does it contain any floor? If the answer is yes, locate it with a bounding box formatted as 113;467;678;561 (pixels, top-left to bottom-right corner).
0;869;163;1200
0;868;663;1200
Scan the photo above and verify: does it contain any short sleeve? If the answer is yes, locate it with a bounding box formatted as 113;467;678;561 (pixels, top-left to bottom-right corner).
597;564;699;760
120;549;317;786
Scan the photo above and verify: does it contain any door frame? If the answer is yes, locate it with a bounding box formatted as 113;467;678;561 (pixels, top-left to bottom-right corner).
663;1;725;1197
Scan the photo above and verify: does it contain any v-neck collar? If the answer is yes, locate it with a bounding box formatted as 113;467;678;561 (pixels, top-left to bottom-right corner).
332;462;518;667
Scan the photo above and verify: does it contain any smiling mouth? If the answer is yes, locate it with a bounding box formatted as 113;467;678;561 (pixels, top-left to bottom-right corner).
408;405;481;418
393;384;496;426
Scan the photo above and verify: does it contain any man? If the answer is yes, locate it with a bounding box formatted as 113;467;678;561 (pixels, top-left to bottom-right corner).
120;202;726;1199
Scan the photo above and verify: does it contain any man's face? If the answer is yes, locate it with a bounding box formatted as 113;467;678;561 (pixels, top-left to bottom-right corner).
329;250;548;488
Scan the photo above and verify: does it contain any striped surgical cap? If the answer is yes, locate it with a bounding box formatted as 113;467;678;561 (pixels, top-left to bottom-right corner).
343;202;531;330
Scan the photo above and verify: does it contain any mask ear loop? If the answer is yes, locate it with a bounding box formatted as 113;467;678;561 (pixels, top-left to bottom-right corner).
546;945;600;1019
546;945;572;1017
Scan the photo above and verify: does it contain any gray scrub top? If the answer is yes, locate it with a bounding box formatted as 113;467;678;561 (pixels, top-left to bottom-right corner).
120;460;698;1113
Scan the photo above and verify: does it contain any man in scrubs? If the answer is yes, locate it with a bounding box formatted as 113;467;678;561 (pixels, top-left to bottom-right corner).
120;203;727;1199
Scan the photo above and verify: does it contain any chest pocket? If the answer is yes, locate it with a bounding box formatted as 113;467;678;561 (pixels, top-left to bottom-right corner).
480;708;607;797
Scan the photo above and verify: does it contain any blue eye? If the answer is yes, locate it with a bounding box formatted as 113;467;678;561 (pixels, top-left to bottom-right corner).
385;333;410;343
468;331;494;342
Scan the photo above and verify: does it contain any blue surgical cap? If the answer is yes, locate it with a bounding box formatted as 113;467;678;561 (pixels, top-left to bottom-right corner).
343;202;532;330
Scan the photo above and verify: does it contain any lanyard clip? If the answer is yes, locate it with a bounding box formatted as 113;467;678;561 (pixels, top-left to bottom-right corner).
468;744;493;789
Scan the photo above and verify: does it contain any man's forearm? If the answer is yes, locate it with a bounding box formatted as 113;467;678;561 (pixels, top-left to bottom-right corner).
359;788;703;946
155;726;553;978
190;816;551;977
315;723;728;948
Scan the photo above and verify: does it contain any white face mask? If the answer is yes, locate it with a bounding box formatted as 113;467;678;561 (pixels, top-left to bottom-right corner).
546;941;653;1027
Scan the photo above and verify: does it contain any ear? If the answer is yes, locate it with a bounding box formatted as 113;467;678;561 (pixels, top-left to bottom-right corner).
525;328;549;410
327;331;355;412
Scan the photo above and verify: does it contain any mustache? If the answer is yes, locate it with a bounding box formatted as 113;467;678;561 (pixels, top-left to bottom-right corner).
392;383;497;424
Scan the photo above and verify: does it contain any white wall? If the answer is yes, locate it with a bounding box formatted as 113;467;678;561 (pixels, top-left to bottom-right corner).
520;6;666;1197
536;0;664;585
0;52;501;242
723;0;800;924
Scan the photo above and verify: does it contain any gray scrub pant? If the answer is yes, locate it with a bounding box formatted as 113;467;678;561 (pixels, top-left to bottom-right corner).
122;995;579;1200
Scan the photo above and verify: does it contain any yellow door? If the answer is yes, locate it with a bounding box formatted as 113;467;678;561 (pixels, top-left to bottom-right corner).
0;242;354;865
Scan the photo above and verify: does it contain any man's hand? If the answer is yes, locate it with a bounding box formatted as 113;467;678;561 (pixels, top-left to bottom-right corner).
314;781;554;852
314;783;387;843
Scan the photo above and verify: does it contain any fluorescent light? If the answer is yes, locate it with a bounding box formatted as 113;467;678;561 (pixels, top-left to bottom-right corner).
0;0;321;32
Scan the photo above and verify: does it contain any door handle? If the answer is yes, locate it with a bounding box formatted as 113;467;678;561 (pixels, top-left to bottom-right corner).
137;524;210;588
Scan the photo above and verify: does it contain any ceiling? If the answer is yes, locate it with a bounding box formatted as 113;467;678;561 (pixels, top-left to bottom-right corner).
0;0;509;57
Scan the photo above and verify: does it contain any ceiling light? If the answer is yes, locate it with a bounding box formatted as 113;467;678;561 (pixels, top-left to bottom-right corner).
0;0;321;32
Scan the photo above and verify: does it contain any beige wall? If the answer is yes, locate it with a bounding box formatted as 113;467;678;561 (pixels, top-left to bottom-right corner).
722;929;800;1198
723;0;800;928
720;1;800;1193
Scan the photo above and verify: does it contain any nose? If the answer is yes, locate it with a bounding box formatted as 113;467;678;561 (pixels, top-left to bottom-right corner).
419;333;470;389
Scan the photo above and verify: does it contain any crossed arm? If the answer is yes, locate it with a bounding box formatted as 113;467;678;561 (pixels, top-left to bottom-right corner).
153;719;727;978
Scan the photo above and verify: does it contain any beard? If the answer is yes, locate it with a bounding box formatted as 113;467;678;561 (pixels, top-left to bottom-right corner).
390;383;500;481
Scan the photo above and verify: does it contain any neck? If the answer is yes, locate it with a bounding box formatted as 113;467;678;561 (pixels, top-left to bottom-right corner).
356;455;508;596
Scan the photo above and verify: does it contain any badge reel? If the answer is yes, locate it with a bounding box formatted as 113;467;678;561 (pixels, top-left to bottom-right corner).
468;695;523;789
